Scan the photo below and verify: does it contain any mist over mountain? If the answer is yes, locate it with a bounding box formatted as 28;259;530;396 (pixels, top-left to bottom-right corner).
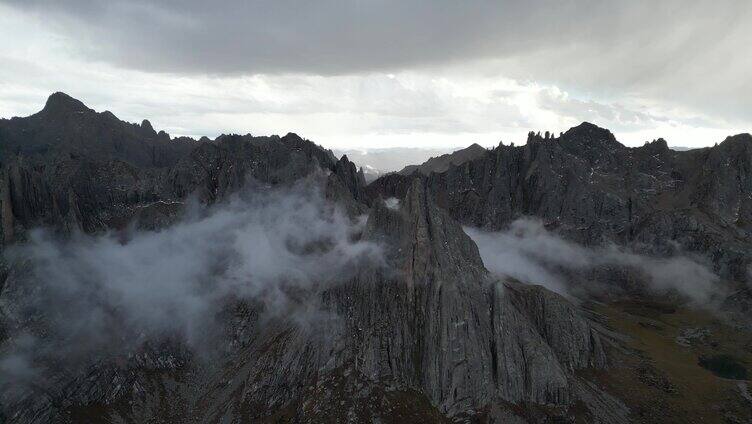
0;94;751;423
466;220;720;304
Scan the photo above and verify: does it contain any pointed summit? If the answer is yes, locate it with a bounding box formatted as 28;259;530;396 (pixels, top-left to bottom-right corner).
557;122;624;165
141;119;154;132
561;122;619;146
41;92;91;115
138;119;158;138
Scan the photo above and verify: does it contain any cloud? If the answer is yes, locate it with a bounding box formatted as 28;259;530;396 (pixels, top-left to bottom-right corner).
0;177;383;392
0;1;749;151
466;219;721;304
2;0;750;124
383;198;400;210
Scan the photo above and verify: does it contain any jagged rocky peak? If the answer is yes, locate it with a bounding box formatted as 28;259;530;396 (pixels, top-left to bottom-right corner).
281;132;311;146
353;179;609;417
631;137;672;158
401;178;485;268
282;131;301;140
459;143;485;156
337;153;352;165
324;154;370;215
562;121;617;141
278;131;339;165
135;119;162;140
555;121;625;167
645;137;669;149
526;130;554;142
365;178;486;283
40;91;92;116
357;166;366;185
140;119;155;132
335;154;366;187
519;122;623;166
553;121;623;153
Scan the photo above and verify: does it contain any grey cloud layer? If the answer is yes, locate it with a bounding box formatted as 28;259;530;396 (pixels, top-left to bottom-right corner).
4;0;614;74
5;0;750;121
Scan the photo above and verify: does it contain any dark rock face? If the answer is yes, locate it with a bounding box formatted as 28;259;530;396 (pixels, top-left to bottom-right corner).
364;171;413;201
369;123;752;282
0;92;194;167
333;154;368;204
323;180;607;415
326;154;370;215
162;132;337;202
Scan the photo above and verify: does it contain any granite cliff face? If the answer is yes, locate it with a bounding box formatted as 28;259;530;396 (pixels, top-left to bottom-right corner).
1;94;751;423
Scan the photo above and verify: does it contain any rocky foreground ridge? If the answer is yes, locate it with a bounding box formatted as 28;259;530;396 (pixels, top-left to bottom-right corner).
0;93;751;423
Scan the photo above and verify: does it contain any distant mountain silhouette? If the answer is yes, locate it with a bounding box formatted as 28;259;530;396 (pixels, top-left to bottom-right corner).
398;143;487;175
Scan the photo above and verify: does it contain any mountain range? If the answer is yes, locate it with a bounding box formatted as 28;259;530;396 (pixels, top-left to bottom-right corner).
0;93;751;423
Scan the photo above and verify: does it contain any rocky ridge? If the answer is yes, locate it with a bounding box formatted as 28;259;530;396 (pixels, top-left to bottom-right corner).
370;123;752;286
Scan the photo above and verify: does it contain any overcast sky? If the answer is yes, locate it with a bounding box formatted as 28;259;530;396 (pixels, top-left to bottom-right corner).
0;0;750;149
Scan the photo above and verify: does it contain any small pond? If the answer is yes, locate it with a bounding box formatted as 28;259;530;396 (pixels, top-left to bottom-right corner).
698;354;749;380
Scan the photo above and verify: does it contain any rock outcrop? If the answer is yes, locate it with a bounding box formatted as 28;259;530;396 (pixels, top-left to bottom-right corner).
320;180;607;416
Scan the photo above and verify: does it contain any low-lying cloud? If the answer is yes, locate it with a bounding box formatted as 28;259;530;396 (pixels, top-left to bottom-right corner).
466;219;721;304
0;178;383;394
